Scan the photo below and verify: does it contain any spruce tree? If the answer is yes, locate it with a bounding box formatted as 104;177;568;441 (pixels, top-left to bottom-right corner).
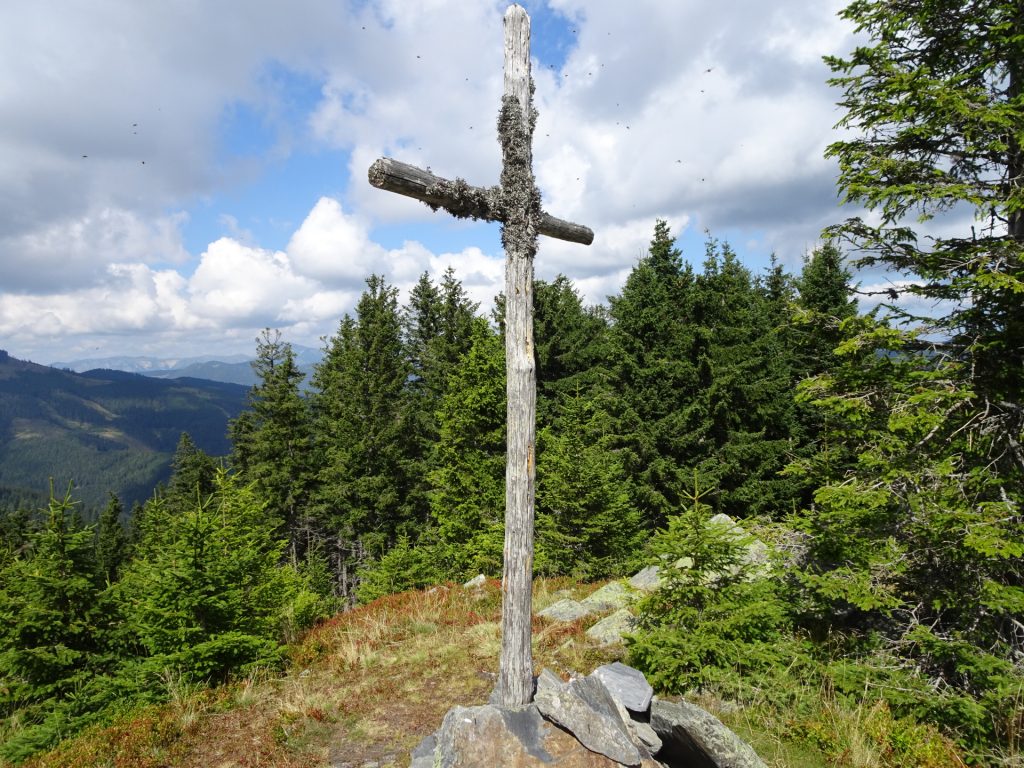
532;275;610;425
0;490;115;728
165;432;218;511
429;317;506;578
609;220;697;527
535;393;643;579
400;268;480;532
121;471;296;681
95;492;127;584
229;331;313;554
826;0;1024;401
311;276;412;569
685;239;800;517
793;242;858;378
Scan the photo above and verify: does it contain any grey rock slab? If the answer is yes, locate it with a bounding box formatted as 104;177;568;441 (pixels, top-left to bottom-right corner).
651;699;767;768
410;732;437;768
538;598;593;622
631;721;662;756
536;667;564;696
580;581;634;611
534;674;645;766
612;698;663;756
415;703;659;767
707;513;738;530
592;662;653;713
462;573;487;588
584;608;636;646
628;566;662;592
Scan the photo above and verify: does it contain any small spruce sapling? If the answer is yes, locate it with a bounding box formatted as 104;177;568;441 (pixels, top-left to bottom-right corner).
628;472;789;696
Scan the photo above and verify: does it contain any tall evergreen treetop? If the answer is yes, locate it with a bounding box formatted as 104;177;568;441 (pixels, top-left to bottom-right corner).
794;243;859;379
826;0;1024;399
229;330;312;544
311;275;413;559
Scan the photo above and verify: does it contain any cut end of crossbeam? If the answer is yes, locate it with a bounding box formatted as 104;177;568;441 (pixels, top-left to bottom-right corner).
367;158;388;188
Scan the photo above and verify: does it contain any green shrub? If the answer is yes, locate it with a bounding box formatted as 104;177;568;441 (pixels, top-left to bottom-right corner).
356;536;443;603
627;473;791;696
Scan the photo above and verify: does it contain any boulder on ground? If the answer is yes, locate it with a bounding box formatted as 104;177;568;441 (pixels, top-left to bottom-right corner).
412;703;662;767
410;665;769;768
651;699;767;768
462;574;487;588
581;581;635;611
585;608;636;646
538;598;593;622
628;566;662;592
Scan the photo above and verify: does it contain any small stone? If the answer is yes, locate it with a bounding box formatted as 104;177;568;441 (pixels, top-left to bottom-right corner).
592;662;653;713
538;598;592;622
463;574;487;588
585;608;635;646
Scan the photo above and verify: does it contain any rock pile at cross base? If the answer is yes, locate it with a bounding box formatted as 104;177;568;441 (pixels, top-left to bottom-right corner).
410;661;766;768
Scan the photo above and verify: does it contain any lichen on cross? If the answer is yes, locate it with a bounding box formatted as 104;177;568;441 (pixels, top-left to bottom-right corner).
367;4;593;709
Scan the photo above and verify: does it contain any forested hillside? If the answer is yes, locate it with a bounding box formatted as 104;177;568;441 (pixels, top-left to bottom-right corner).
0;352;247;510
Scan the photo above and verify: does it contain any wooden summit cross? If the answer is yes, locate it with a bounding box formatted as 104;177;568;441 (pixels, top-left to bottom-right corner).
368;4;593;708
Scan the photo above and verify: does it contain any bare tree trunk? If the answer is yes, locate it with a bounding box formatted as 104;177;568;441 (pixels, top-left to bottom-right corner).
493;3;537;709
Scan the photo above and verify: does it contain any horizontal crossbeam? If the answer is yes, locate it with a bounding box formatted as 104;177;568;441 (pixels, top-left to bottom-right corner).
368;157;594;246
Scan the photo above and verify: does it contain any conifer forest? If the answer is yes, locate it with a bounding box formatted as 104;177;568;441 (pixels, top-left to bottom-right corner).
1;1;1022;764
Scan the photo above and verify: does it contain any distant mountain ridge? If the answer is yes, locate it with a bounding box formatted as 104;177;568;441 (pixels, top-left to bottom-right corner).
0;350;249;511
52;347;322;387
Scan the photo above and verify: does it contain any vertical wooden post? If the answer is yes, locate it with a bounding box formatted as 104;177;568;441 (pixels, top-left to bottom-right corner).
367;1;593;709
494;3;537;709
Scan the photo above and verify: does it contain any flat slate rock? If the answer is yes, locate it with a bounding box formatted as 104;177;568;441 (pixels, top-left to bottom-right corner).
413;703;660;767
534;674;644;766
651;699;767;768
592;663;653;713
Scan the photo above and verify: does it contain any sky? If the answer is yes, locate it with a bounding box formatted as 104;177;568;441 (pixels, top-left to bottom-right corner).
0;0;873;366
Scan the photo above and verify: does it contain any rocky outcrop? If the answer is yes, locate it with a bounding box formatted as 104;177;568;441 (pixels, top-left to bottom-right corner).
628;566;662;592
410;703;654;767
411;664;765;768
651;699;767;768
538;521;772;647
580;581;635;611
534;670;644;765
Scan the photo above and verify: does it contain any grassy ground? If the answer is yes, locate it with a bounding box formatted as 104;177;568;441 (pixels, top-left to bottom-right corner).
14;578;967;768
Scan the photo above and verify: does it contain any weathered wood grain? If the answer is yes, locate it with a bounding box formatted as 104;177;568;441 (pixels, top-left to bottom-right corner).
367;157;594;246
364;2;594;712
495;2;536;710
